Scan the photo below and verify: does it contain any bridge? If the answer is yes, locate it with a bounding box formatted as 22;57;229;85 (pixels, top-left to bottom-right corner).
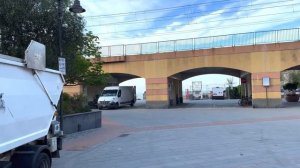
94;28;300;108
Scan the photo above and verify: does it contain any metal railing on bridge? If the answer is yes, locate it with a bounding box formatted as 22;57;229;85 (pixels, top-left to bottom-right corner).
101;28;300;57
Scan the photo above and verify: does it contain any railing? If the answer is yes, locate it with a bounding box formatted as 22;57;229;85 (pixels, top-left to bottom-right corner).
101;28;300;57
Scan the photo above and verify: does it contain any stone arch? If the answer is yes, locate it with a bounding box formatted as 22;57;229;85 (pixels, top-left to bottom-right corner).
168;67;251;80
107;73;143;85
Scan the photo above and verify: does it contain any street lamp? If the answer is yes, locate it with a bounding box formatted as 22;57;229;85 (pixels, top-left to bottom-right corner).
69;0;86;13
58;0;85;130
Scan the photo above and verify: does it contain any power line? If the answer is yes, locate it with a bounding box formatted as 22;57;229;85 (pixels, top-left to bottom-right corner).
87;3;298;33
98;17;300;41
93;10;300;36
85;0;239;18
86;0;292;27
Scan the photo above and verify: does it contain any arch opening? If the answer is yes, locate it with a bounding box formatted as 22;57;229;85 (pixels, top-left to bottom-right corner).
170;67;250;80
108;73;143;85
167;67;252;108
119;78;146;108
281;65;300;107
100;73;146;109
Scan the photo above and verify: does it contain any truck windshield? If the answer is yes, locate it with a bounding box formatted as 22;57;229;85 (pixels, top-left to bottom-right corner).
101;90;118;96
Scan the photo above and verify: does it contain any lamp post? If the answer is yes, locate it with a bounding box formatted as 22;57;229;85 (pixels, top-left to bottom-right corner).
58;0;85;129
58;0;85;63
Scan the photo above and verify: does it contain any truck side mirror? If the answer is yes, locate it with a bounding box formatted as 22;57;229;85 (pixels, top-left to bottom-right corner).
118;91;121;97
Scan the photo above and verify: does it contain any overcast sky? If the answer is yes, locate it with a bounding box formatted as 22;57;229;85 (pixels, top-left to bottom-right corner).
79;0;300;98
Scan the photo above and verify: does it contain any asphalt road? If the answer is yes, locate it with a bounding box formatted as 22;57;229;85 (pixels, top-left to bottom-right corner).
120;99;300;109
54;106;300;168
115;99;241;109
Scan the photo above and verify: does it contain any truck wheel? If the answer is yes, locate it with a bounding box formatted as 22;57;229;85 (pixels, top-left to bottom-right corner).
11;146;51;168
35;152;51;168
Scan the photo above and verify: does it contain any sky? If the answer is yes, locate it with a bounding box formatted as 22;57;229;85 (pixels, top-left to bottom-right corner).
79;0;300;98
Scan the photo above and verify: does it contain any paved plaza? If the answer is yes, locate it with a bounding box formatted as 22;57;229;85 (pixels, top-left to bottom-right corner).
53;105;300;168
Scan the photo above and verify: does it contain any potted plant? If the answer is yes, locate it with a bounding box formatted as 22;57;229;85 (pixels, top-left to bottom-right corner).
283;82;299;102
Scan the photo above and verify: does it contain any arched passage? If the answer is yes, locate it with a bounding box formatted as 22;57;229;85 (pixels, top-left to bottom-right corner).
171;67;251;107
281;65;300;107
119;78;146;108
104;73;147;108
181;74;242;108
146;67;252;108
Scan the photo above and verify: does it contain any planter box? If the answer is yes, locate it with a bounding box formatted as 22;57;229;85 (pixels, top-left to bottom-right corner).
285;94;299;102
62;111;102;134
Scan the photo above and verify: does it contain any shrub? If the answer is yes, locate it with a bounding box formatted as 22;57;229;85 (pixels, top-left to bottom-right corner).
61;93;91;115
283;82;298;92
226;86;241;99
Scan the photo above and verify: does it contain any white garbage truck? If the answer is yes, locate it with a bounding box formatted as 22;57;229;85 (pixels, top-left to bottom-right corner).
0;41;64;168
98;86;136;109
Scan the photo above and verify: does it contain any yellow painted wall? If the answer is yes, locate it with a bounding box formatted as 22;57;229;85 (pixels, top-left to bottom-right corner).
101;42;300;104
102;48;300;79
64;85;82;96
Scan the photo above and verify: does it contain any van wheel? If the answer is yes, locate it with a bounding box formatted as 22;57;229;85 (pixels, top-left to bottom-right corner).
115;103;119;109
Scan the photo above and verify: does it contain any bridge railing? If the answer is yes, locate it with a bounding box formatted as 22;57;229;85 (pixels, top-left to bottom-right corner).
101;28;300;57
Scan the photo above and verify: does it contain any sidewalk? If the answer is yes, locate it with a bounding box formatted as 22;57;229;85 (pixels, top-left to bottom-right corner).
53;107;300;168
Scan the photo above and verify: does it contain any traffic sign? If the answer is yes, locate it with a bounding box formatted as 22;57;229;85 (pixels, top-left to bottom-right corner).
58;57;66;75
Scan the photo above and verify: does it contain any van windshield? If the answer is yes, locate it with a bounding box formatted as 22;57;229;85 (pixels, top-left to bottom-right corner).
101;90;118;96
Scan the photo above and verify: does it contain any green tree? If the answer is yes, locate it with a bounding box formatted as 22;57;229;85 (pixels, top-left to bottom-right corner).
66;31;108;85
281;70;300;87
225;86;241;99
226;77;234;99
0;0;107;86
0;0;84;68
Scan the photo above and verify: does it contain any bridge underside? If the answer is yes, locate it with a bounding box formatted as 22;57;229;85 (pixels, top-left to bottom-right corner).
100;41;300;108
171;67;243;80
107;73;141;85
284;65;300;71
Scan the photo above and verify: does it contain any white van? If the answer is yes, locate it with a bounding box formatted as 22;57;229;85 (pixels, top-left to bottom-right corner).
98;86;136;109
212;87;225;99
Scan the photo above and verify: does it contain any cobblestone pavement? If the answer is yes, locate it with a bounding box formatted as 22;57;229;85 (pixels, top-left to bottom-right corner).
53;107;300;168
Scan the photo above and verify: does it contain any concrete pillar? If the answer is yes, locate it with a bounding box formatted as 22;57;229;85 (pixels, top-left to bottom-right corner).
168;78;183;105
146;78;169;108
179;80;183;104
173;79;183;104
168;78;175;106
251;72;282;108
240;74;252;98
246;74;252;97
145;77;191;108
